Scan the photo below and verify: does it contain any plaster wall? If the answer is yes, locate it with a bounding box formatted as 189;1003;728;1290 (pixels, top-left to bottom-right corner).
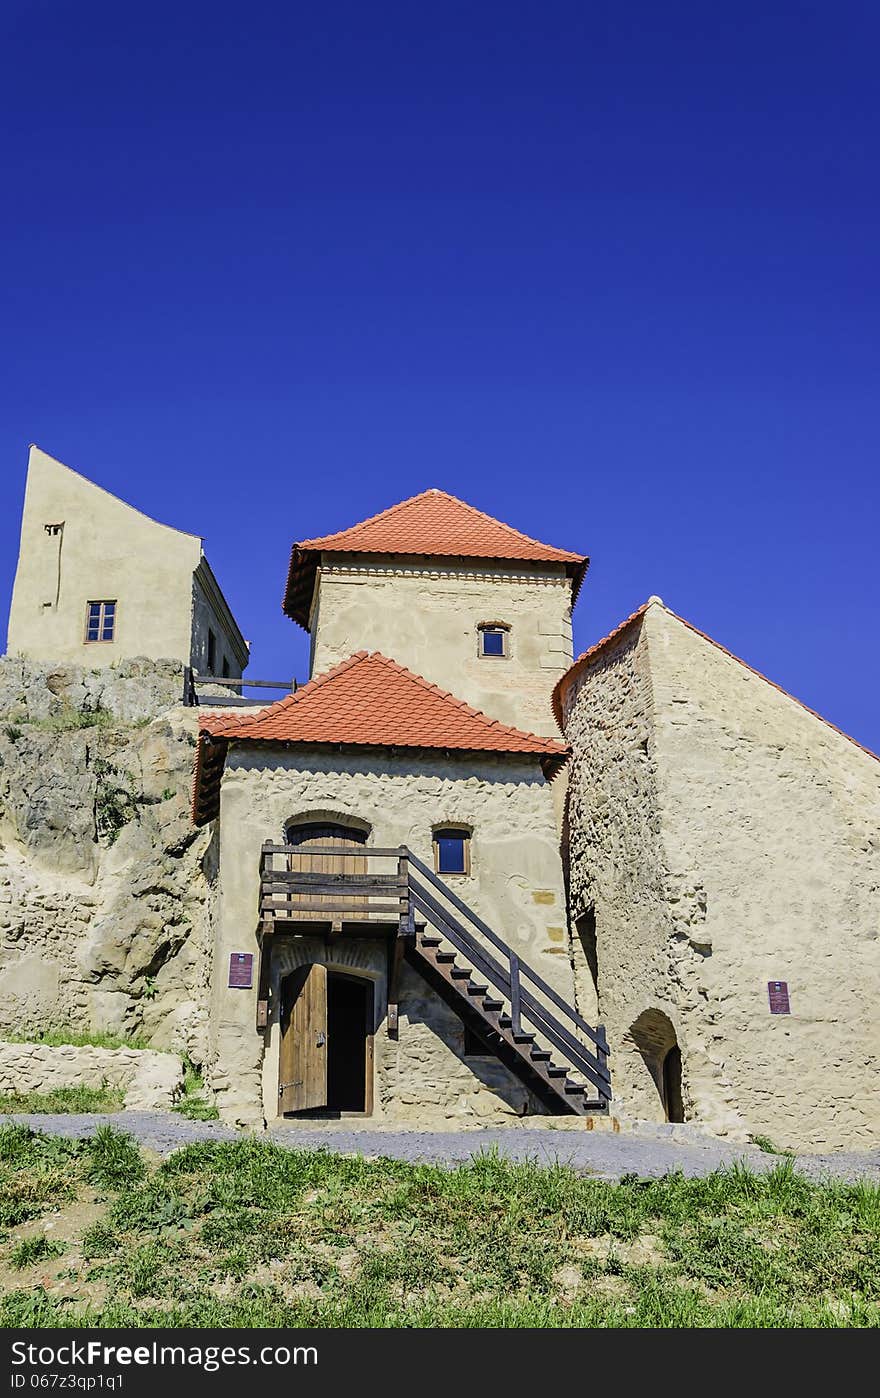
309;555;573;736
562;600;880;1150
7;447;246;675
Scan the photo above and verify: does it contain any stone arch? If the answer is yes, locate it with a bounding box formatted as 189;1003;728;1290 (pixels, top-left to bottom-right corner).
283;809;372;842
262;939;384;1120
626;1008;685;1123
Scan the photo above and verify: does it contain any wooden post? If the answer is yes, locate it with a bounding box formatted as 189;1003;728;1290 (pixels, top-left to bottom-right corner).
509;951;521;1036
596;1023;610;1104
256;925;273;1029
388;847;412;1039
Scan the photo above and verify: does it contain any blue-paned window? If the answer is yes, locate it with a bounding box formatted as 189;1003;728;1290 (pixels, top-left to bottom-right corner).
85;601;116;643
478;625;508;657
434;829;469;875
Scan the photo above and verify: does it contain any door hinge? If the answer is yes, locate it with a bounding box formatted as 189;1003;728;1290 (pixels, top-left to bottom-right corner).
279;1081;303;1094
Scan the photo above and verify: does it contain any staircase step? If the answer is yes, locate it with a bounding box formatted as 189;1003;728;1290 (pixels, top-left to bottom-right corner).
420;935;443;948
511;1031;535;1044
483;998;504;1011
564;1082;587;1094
546;1065;568;1078
435;952;456;964
529;1048;551;1062
450;967;471;980
466;983;489;996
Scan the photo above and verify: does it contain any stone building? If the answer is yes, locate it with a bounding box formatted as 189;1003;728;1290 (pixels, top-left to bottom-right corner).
193;492;608;1127
7;445;248;679
1;467;877;1149
555;597;880;1151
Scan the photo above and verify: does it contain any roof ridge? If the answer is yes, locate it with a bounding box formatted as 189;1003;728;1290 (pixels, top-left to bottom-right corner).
297;490;443;549
553;599;880;764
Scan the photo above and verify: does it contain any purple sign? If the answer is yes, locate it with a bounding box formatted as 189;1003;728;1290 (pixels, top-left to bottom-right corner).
768;981;790;1015
228;953;254;989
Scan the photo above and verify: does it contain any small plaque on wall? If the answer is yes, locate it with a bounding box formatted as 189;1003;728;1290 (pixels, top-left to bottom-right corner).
228;953;254;989
768;981;790;1014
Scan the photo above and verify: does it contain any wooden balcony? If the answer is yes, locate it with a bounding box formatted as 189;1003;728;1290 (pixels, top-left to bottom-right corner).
259;843;412;935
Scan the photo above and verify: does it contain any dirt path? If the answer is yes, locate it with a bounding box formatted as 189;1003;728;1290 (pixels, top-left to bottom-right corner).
2;1111;878;1181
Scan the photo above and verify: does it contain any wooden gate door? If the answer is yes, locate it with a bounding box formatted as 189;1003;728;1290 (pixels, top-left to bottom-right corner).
278;964;328;1113
286;822;368;920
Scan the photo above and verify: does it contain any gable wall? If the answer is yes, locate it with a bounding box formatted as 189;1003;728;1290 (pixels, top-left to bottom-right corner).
563;601;880;1149
7;447;200;667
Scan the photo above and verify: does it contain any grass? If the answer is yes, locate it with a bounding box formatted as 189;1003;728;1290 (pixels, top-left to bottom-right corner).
0;1126;876;1328
750;1134;795;1157
0;1028;150;1051
0;1087;125;1115
172;1060;219;1121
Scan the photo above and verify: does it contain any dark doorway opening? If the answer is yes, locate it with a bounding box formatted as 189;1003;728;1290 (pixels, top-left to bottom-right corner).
327;972;373;1113
662;1044;684;1124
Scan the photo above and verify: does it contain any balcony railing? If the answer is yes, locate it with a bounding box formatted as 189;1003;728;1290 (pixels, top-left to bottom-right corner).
260;843;411;929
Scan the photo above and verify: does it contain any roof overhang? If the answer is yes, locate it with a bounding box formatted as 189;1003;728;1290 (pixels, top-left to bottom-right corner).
192;733;568;827
283;546;590;630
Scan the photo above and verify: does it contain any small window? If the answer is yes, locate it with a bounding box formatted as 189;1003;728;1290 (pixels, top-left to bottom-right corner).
434;828;470;875
221;656;230;678
85;601;116;643
478;623;509;658
207;628;217;674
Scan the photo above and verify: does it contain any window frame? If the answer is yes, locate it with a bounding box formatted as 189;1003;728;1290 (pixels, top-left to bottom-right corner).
84;600;117;644
433;826;472;877
477;621;510;659
207;628;217;675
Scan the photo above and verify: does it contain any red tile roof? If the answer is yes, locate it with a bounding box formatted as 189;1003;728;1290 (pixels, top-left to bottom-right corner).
193;651;568;824
282;488;589;628
552;598;880;764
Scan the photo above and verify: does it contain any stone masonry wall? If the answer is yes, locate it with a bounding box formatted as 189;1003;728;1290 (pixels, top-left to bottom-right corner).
211;747;572;1126
563;618;687;1124
0;1041;184;1109
0;656;215;1062
645;603;880;1150
562;599;880;1150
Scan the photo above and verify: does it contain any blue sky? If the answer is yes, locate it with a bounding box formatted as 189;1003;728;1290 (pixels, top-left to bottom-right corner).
1;2;878;748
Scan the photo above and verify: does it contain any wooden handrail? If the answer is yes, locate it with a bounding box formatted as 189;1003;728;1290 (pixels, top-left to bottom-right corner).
408;880;610;1092
406;849;607;1052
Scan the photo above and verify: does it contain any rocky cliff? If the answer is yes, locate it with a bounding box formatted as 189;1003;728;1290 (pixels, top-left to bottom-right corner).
0;656;216;1062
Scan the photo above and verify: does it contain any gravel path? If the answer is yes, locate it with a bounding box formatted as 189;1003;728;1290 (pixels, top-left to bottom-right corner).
2;1110;878;1182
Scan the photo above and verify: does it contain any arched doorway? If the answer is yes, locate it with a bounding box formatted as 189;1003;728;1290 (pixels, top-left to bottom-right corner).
628;1009;685;1123
278;964;374;1116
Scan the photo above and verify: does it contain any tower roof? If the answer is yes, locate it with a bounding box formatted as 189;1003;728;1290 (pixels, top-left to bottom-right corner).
192;650;567;824
282;488;589;628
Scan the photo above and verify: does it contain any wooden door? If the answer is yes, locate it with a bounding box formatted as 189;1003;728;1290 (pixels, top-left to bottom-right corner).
278;964;328;1113
286;822;368;920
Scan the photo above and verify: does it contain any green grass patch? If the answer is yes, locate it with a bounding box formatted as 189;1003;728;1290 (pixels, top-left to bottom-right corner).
0;1086;125;1115
0;1132;876;1328
172;1060;218;1122
9;1234;65;1269
0;1028;150;1051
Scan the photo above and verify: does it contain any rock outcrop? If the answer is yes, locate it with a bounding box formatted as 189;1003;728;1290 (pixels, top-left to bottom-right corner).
0;656;216;1063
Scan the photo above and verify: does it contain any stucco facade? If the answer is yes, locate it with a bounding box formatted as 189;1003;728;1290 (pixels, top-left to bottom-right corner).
7;446;248;676
560;599;880;1150
309;555;573;737
208;747;571;1125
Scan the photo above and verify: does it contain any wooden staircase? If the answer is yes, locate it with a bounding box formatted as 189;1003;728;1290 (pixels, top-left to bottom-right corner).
259;840;612;1114
404;853;611;1115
